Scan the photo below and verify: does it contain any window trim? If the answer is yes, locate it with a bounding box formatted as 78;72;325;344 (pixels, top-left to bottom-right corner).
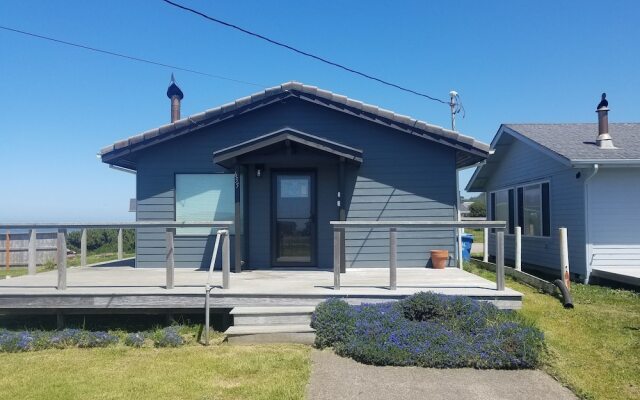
489;179;551;239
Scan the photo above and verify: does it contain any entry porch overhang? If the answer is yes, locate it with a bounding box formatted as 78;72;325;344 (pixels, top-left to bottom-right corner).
212;128;363;168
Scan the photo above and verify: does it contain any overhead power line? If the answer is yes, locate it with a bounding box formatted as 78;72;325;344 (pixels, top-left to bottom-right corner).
0;25;265;88
161;0;449;105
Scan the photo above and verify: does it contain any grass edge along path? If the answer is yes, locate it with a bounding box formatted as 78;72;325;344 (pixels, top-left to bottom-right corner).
466;260;640;400
0;344;311;400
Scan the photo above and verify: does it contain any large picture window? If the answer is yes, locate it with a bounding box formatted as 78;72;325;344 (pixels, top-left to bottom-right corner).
175;174;234;235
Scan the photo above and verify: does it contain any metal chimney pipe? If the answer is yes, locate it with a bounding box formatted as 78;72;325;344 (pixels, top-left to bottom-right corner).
595;93;614;149
171;96;181;122
166;74;184;123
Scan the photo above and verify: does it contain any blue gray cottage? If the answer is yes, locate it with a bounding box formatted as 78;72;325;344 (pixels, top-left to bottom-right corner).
101;81;489;271
467;100;640;285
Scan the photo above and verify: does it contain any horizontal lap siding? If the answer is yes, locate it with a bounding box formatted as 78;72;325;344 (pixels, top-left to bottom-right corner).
485;139;587;276
587;169;640;270
135;98;457;269
344;137;456;268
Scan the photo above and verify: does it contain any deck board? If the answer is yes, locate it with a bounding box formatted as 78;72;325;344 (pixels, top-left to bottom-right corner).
0;267;523;311
591;266;640;287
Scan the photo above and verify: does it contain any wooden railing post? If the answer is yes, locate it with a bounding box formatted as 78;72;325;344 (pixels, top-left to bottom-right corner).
4;231;9;272
28;229;37;275
221;230;230;289
559;227;570;290
457;228;463;269
117;228;123;260
333;228;341;290
483;227;489;262
339;228;346;273
496;230;505;291
389;227;397;290
80;228;87;267
204;285;211;345
165;228;175;289
57;228;67;290
515;226;522;271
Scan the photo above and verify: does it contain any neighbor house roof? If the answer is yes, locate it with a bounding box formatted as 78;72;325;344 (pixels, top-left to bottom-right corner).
466;123;640;192
100;81;489;170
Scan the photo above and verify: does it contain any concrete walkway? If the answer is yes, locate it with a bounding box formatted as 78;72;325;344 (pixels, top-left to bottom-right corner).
306;350;576;400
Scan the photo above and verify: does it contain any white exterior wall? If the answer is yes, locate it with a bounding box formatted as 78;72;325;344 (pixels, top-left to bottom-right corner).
586;168;640;277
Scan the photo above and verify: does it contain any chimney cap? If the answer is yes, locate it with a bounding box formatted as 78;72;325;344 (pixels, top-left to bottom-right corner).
596;92;608;111
167;73;184;100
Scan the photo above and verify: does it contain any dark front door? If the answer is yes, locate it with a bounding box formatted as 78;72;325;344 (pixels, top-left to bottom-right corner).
272;171;316;266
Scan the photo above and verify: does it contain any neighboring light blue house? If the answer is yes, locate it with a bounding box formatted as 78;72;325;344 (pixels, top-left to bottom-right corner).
467;100;640;284
100;80;489;270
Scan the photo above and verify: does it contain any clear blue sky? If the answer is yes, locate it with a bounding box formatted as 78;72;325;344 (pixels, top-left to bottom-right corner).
1;0;638;222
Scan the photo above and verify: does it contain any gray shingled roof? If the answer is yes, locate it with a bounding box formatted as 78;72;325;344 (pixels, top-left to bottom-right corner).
100;81;489;169
505;123;640;162
466;122;640;192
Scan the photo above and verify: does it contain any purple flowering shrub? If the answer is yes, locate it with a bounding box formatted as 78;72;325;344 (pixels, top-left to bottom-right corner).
152;326;185;347
49;329;85;348
311;298;356;348
124;332;146;347
78;331;119;348
311;292;544;369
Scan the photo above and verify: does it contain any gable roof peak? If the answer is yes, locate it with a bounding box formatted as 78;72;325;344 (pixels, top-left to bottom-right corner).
100;81;490;169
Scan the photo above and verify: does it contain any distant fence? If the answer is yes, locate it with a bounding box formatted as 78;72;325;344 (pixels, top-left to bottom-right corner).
1;232;57;266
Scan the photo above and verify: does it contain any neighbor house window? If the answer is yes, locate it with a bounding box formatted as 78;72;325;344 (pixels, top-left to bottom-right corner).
175;174;234;235
491;189;512;233
492;183;550;237
517;182;550;237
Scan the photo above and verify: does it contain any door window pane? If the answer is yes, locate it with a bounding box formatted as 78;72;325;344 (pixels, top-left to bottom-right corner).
175;174;234;235
523;185;542;236
277;176;311;218
276;219;312;262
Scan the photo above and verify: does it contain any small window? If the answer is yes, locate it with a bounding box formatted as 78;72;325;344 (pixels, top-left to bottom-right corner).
492;190;510;231
523;185;542;236
513;182;551;237
175;174;234;235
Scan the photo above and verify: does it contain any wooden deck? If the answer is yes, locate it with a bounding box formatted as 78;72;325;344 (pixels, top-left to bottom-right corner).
591;266;640;287
0;266;522;313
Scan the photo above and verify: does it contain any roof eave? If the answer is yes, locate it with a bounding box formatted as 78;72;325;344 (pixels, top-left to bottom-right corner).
572;159;640;168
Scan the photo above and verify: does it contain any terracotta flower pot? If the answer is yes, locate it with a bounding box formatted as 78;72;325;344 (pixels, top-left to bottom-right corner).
430;250;449;269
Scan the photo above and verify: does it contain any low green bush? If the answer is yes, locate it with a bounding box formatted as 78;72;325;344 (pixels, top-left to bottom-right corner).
311;292;544;369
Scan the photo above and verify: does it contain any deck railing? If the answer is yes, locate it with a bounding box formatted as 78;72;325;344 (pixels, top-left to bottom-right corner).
330;220;507;291
0;221;233;290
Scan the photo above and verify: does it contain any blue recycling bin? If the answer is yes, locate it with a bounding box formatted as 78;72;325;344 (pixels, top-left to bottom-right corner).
461;233;474;261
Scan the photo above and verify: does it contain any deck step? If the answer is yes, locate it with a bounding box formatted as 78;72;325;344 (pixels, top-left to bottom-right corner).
230;306;315;326
230;306;316;315
225;324;315;344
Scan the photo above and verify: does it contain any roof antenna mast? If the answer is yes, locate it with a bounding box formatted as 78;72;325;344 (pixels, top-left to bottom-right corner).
449;90;465;131
449;90;458;131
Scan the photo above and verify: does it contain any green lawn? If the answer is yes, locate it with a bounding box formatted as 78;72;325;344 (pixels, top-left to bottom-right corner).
466;260;640;400
0;344;310;400
67;252;135;267
0;252;135;279
465;227;485;244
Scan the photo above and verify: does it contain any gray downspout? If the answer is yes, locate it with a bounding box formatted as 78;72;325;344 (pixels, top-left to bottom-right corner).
583;164;599;283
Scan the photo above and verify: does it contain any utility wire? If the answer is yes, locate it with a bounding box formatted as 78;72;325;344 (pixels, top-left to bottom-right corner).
0;25;265;88
161;0;449;105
